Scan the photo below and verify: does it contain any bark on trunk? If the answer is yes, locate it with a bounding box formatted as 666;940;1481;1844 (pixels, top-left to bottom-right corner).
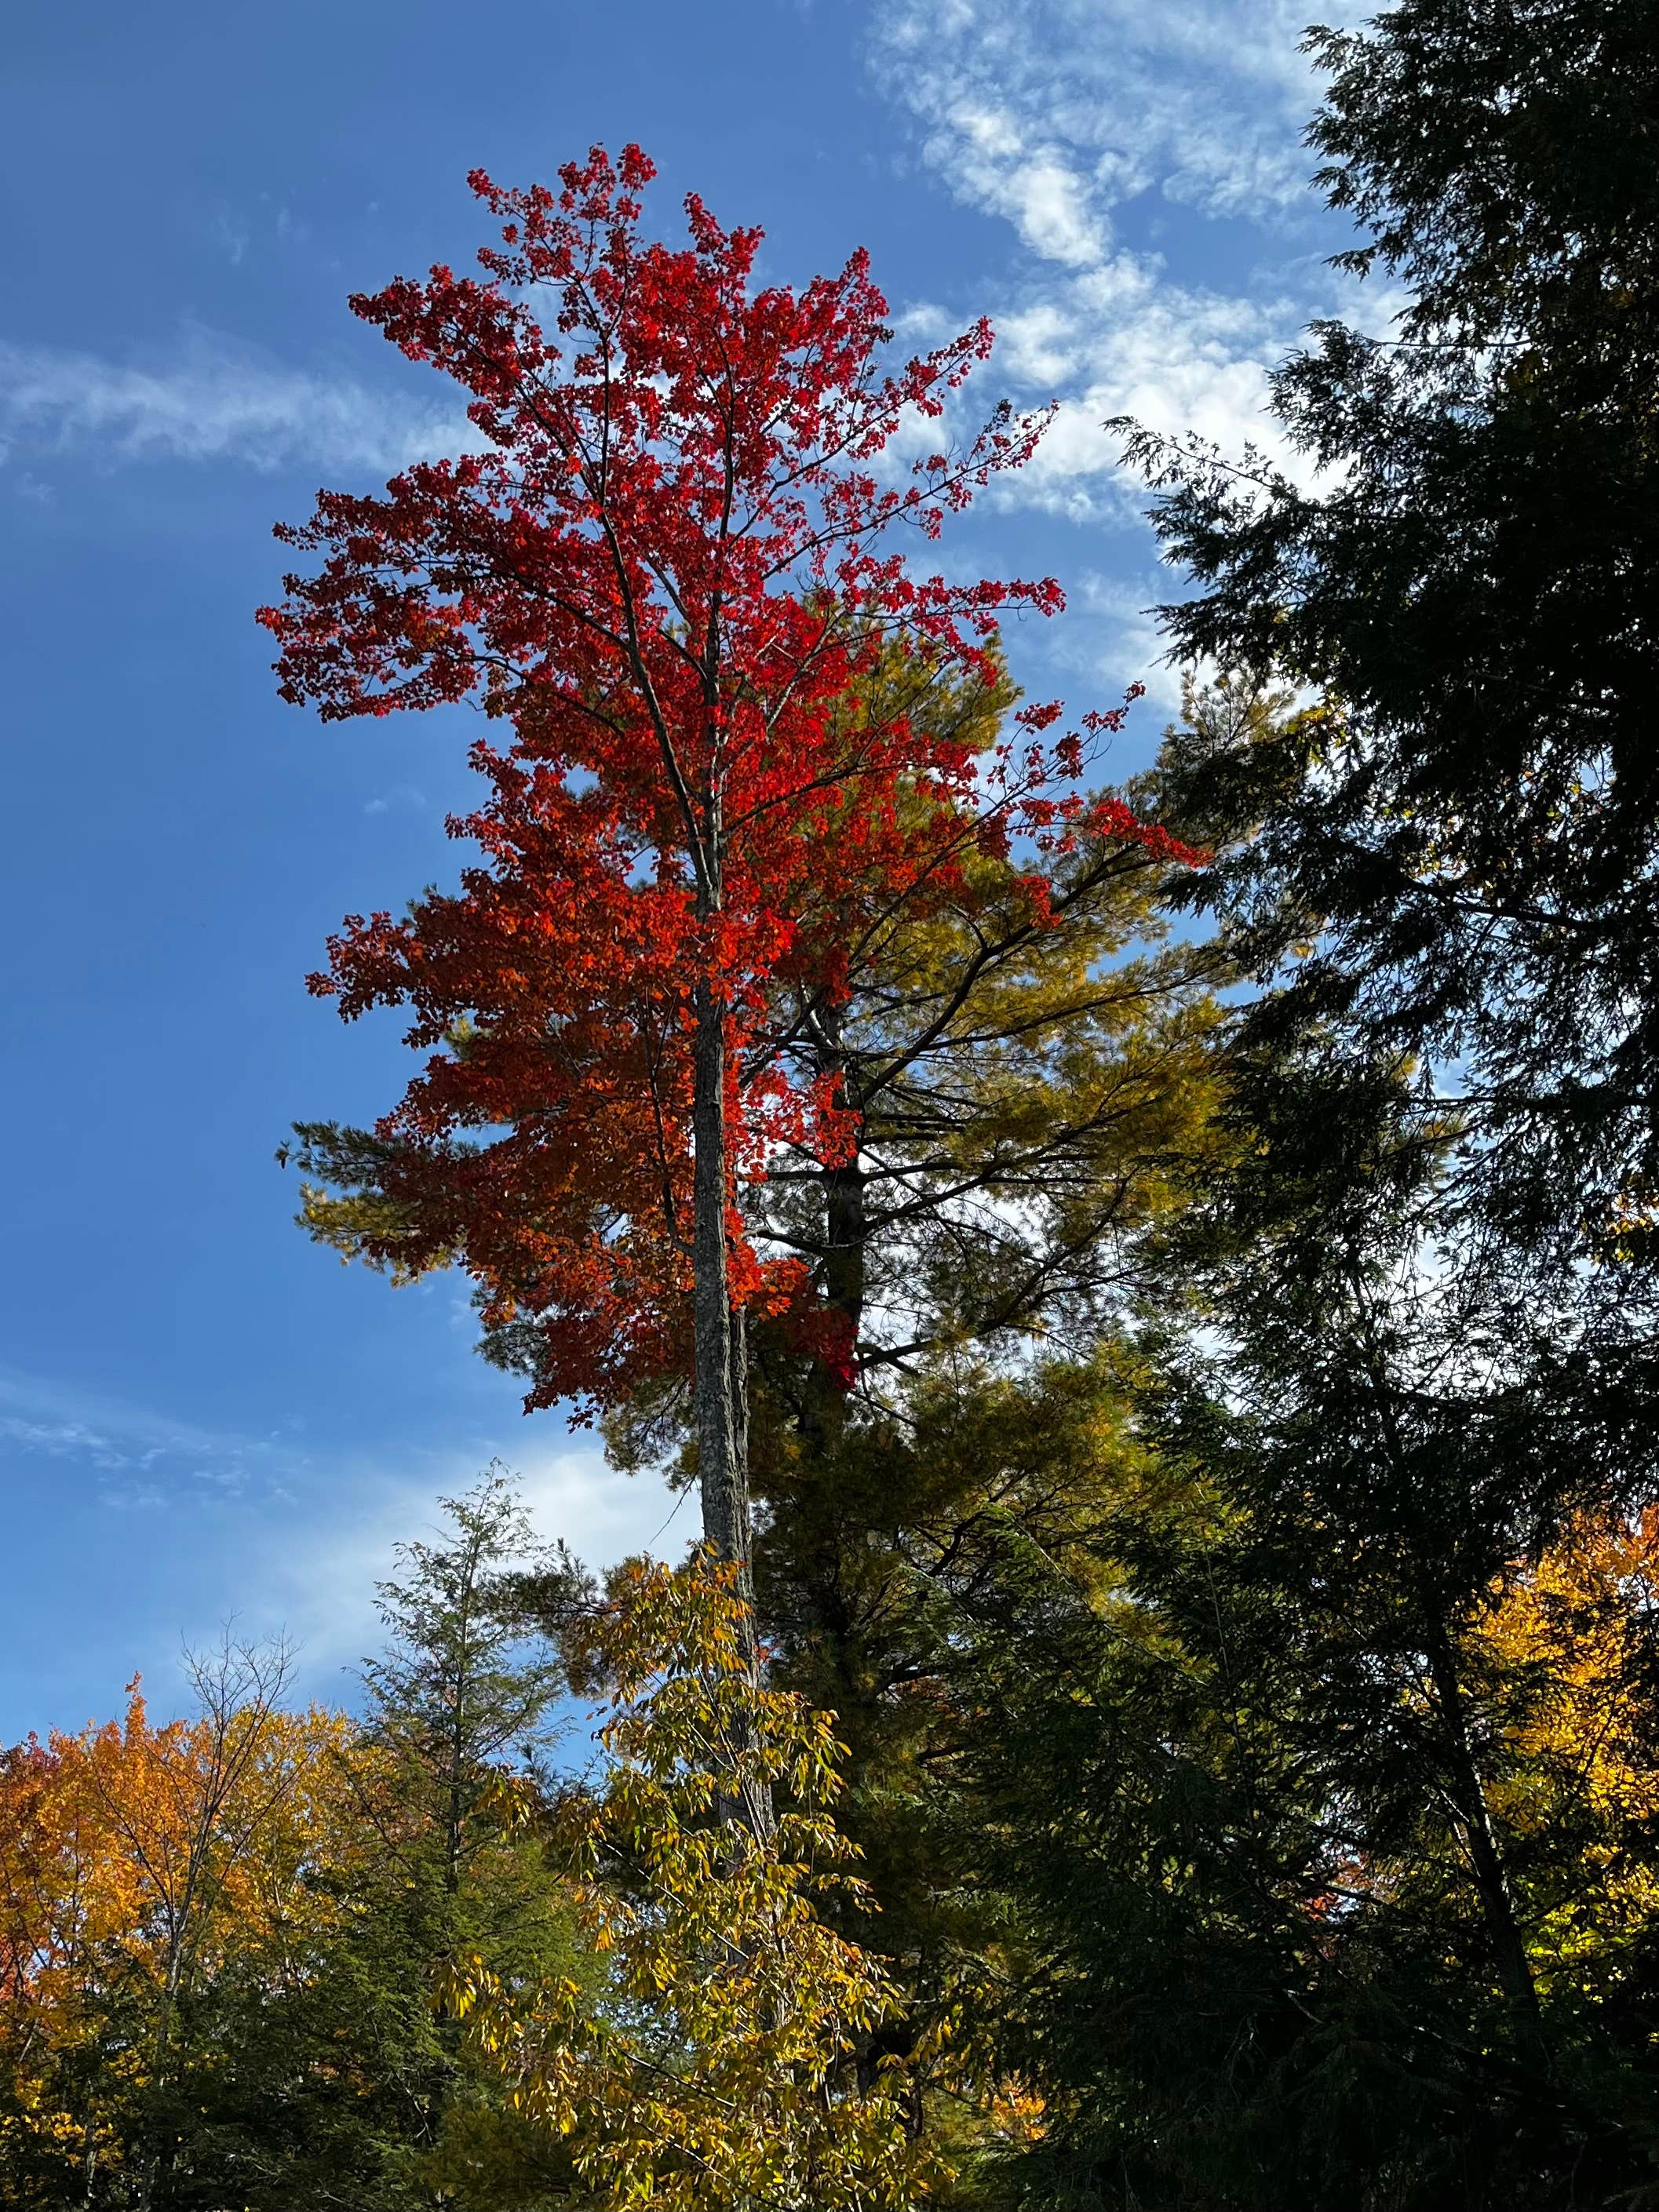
691;975;773;1838
818;1008;865;1338
800;1009;864;1449
1348;1281;1548;2075
1420;1606;1548;2064
691;975;748;1579
823;1157;866;1339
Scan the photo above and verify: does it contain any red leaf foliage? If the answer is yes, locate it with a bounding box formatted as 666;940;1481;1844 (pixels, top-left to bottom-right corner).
261;148;1200;1416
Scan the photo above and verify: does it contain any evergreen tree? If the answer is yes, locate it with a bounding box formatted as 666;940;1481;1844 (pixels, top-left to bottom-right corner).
941;1036;1659;2209
1119;0;1659;1272
334;1468;588;2206
0;1474;589;2210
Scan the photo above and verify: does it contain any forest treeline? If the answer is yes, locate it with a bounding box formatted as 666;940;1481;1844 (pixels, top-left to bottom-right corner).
8;0;1659;2204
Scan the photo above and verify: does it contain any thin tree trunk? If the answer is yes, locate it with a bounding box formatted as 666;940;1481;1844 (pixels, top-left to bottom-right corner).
822;1153;867;1338
729;1299;751;1520
444;1535;480;1904
1347;1279;1549;2074
134;1922;184;2212
691;975;773;1839
691;974;748;1580
1419;1605;1548;2064
802;1008;864;1449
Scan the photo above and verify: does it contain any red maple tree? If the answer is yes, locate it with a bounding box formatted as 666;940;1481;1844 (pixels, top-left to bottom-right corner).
262;146;1185;1604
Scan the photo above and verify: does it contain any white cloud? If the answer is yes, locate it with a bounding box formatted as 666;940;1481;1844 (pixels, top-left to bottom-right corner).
0;1369;256;1485
866;0;1385;528
272;1441;680;1695
0;1363;677;1717
1066;570;1190;715
0;326;474;476
873;0;1372;233
364;782;429;818
972;259;1299;520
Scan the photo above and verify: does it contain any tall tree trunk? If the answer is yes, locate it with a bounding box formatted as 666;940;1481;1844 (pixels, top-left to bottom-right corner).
822;1153;867;1336
691;975;749;1582
691;978;773;1839
1419;1603;1548;2067
800;1008;864;1449
1349;1285;1549;2074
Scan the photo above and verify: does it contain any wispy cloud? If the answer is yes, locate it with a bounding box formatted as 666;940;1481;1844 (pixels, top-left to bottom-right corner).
866;0;1385;508
864;0;1381;683
364;782;429;818
873;0;1370;239
1059;568;1192;716
0;1362;677;1718
0;1368;276;1494
275;1440;681;1693
0;326;474;476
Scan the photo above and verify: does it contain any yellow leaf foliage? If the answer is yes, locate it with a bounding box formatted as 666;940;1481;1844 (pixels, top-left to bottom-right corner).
0;1681;356;2183
1475;1510;1659;2002
450;1554;946;2211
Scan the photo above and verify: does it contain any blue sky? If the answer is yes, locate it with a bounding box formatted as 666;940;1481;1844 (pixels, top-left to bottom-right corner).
1;0;1368;1734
